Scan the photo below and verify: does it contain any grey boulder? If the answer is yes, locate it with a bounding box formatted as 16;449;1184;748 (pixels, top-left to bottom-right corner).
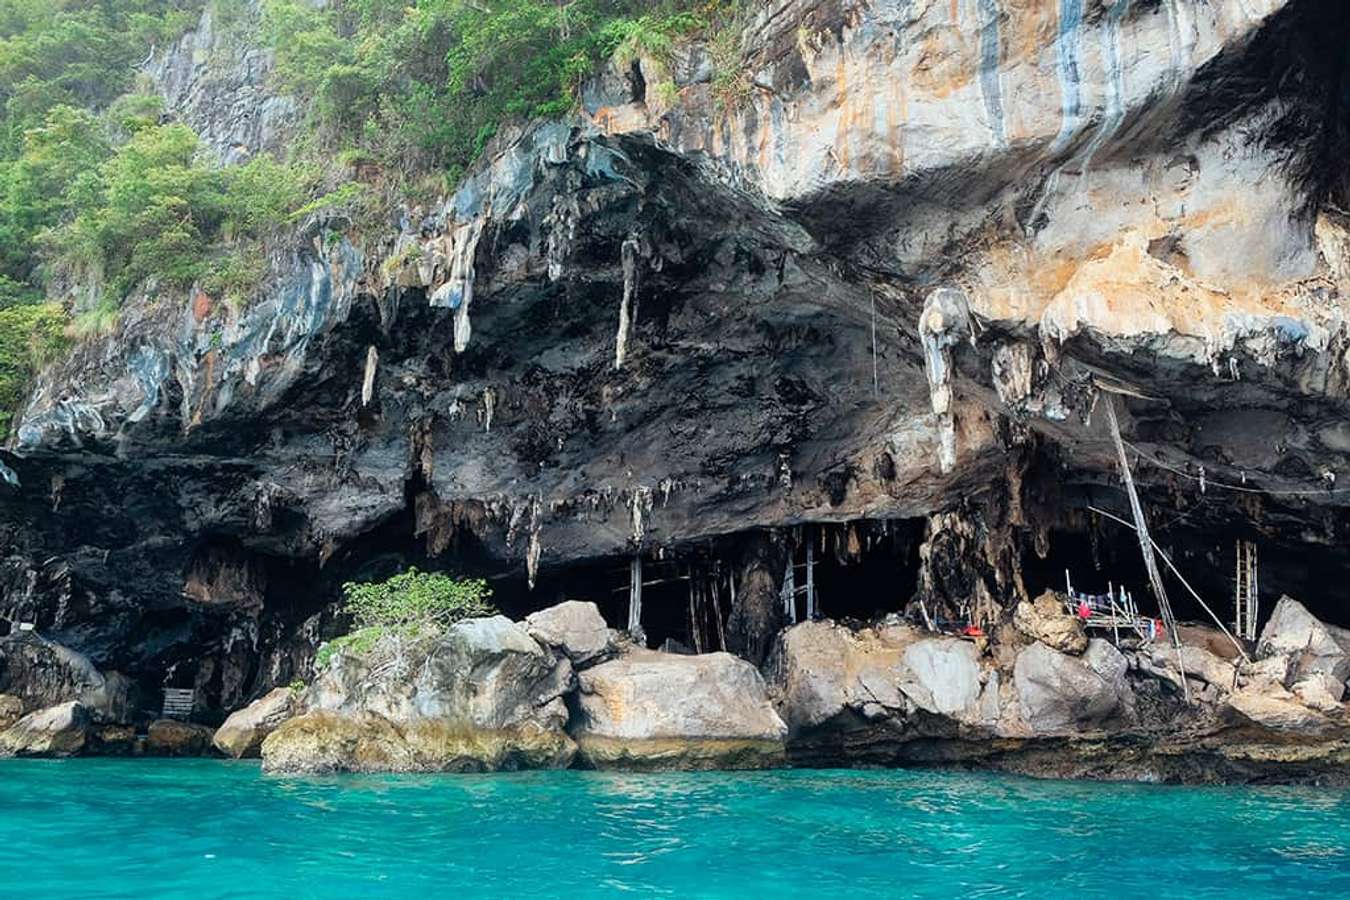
0;701;89;756
1257;596;1350;683
0;635;135;724
1226;686;1334;735
1014;642;1130;734
214;687;299;758
524;600;612;665
571;650;787;770
770;621;997;733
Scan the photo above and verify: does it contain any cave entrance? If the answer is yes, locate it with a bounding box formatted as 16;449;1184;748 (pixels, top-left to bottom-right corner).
784;519;925;623
487;556;620;623
627;555;733;653
1022;513;1350;641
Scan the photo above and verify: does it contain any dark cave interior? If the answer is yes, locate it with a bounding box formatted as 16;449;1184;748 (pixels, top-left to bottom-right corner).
1021;508;1350;636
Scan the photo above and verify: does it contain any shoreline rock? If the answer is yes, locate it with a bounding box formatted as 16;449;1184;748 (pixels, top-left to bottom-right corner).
570;650;788;770
0;597;1345;786
262;615;576;774
213;688;298;759
0;701;89;757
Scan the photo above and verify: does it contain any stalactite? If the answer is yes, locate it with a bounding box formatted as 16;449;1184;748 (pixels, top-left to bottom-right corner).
430;218;485;353
614;233;642;370
918;287;972;473
525;495;543;590
481;387;495;434
526;528;542;591
361;345;378;407
628;486;652;545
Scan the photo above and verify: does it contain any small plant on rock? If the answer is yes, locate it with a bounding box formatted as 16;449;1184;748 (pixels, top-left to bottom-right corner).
315;568;496;669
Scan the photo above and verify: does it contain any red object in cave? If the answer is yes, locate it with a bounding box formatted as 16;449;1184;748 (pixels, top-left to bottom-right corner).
1077;600;1091;620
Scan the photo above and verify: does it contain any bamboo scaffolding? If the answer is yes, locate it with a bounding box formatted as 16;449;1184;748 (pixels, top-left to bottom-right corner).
1087;505;1250;663
1103;397;1190;701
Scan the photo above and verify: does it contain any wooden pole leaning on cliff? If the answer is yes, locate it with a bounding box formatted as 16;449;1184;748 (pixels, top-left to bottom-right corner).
1103;396;1191;702
1088;506;1250;664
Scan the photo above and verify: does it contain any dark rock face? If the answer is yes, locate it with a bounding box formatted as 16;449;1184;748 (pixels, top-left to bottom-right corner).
2;0;1350;748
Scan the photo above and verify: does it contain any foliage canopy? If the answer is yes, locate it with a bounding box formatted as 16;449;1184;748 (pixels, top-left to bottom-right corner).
0;0;745;430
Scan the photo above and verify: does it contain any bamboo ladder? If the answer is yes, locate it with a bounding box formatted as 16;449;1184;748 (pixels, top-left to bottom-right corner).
1234;540;1259;643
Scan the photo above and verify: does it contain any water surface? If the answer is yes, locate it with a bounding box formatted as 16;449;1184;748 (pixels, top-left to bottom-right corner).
1;760;1347;898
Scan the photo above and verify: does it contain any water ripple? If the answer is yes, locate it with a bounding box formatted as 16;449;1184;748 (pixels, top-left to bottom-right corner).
0;761;1348;898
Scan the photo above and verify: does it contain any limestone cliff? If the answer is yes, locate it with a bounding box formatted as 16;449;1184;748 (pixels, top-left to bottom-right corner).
3;0;1350;745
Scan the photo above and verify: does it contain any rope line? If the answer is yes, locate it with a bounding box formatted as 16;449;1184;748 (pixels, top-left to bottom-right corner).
1120;439;1350;497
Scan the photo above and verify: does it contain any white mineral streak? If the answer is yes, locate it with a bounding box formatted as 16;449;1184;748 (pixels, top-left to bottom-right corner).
615;234;642;370
526;496;542;589
919;288;971;473
629;486;652;545
430;218;485;353
360;345;378;407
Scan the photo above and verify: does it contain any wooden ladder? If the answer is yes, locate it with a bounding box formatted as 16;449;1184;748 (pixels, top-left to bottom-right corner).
1234;540;1259;642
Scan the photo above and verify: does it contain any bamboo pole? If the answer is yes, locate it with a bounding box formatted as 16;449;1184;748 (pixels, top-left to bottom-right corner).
688;569;703;654
712;568;728;651
1103;398;1190;700
805;534;816;620
628;555;643;633
1088;505;1250;663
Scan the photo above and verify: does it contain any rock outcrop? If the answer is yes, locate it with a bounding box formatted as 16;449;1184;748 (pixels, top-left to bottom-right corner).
1226;688;1334;735
262;615;576;774
0;635;135;725
524;601;612;666
213;687;298;759
1013;641;1131;734
1257;596;1350;683
770;621;1005;764
1013;594;1088;655
145;719;216;757
0;702;88;757
0;695;21;730
570;650;787;770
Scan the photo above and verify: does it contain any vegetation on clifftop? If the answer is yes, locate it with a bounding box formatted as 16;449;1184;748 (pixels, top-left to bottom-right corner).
0;0;745;431
260;0;739;184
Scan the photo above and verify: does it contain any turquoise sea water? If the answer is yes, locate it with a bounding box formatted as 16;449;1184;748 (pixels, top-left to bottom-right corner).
1;761;1348;899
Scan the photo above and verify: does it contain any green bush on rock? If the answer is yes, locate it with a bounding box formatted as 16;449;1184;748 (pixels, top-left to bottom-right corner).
315;568;497;668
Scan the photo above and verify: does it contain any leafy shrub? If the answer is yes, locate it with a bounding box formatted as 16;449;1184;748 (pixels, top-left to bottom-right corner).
314;568;497;668
259;0;735;178
343;567;496;630
0;299;69;433
314;625;384;669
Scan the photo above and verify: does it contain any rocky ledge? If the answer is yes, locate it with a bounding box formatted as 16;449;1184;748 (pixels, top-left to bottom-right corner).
5;594;1346;784
258;603;787;774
